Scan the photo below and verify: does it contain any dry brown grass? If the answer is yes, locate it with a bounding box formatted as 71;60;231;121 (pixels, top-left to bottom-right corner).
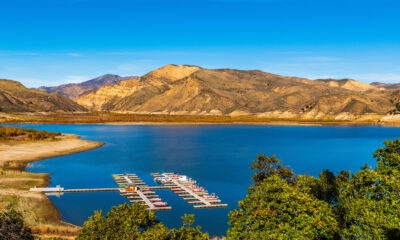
31;224;80;239
1;111;355;125
0;135;103;239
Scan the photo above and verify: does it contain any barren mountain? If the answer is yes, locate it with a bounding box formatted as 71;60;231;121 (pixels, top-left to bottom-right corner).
76;65;399;119
0;79;87;112
39;74;138;99
370;82;400;90
316;79;377;92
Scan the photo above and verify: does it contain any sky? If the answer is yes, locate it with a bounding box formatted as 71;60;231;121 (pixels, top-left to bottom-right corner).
1;0;400;87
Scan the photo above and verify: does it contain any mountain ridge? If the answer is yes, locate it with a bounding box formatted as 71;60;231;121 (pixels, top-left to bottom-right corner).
370;82;400;90
0;79;87;112
39;74;138;99
75;64;397;119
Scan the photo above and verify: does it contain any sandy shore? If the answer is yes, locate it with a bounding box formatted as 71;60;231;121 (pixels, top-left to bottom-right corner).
0;134;104;167
0;134;104;238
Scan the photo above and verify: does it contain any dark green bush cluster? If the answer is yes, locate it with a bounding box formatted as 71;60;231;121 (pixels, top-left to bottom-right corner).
77;203;208;240
0;208;33;240
0;126;61;141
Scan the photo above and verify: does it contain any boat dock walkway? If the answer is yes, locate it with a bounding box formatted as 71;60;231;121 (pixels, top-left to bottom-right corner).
31;172;226;211
30;185;121;193
151;173;228;209
112;174;171;211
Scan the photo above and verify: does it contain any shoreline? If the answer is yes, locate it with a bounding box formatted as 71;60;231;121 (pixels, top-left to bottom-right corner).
3;112;400;127
0;134;104;238
100;120;395;126
7;120;400;127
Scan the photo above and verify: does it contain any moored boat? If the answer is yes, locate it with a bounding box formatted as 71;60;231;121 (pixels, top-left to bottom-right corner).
150;198;163;202
154;202;168;207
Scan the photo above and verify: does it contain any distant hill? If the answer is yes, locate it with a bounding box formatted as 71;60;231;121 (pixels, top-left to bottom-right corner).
39;74;138;99
0;79;87;112
76;64;399;119
370;82;400;90
316;78;377;92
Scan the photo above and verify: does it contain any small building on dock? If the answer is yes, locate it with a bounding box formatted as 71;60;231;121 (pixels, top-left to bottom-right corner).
126;184;137;192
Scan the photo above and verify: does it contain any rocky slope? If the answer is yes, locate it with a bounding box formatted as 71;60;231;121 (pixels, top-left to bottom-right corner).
76;64;399;119
0;79;87;112
39;74;138;99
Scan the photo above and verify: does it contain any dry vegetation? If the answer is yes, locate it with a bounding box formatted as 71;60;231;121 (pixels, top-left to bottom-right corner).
0;166;79;239
0;111;358;125
0;126;61;141
0;127;103;239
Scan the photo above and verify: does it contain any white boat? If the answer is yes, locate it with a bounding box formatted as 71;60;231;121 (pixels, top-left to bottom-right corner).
204;193;218;200
154;177;171;184
150;198;163;202
154;202;167;207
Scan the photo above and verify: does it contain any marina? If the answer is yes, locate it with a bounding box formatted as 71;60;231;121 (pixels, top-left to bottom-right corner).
112;173;172;211
152;173;228;209
30;172;227;211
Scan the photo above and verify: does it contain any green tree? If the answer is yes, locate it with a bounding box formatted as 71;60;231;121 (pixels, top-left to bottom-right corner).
170;214;209;240
250;154;294;185
77;203;207;240
336;140;400;239
374;139;400;175
77;203;170;240
310;169;350;205
76;210;106;240
0;208;34;240
227;174;338;240
338;165;400;239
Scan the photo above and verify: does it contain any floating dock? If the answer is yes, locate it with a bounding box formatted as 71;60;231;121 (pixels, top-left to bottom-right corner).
30;185;120;193
151;173;228;209
112;174;172;211
30;172;227;211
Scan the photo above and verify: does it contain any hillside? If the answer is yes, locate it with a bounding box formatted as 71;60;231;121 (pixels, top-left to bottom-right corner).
370;82;400;90
39;74;138;99
0;79;87;112
76;65;398;119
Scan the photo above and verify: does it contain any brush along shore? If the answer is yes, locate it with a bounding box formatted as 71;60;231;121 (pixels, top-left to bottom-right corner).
0;132;104;239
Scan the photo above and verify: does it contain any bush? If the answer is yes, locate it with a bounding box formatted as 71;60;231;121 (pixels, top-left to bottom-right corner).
0;126;61;141
77;203;207;240
0;208;33;240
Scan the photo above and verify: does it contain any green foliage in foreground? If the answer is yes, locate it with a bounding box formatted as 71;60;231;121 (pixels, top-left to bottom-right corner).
0;208;33;240
77;203;208;240
228;174;337;239
227;139;400;239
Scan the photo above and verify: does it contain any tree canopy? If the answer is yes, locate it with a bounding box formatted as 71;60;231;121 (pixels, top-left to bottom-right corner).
77;203;208;240
228;139;400;239
227;174;338;239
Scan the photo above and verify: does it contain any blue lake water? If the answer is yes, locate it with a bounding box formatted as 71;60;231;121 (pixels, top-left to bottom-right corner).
5;124;400;237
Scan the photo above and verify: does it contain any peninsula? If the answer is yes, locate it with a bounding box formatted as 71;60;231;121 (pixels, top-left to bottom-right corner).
0;127;103;239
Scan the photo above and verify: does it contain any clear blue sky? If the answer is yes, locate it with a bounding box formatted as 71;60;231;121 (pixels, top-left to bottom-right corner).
1;0;400;87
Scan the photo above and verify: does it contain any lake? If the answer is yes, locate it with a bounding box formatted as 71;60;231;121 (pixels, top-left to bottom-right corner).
8;124;400;237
